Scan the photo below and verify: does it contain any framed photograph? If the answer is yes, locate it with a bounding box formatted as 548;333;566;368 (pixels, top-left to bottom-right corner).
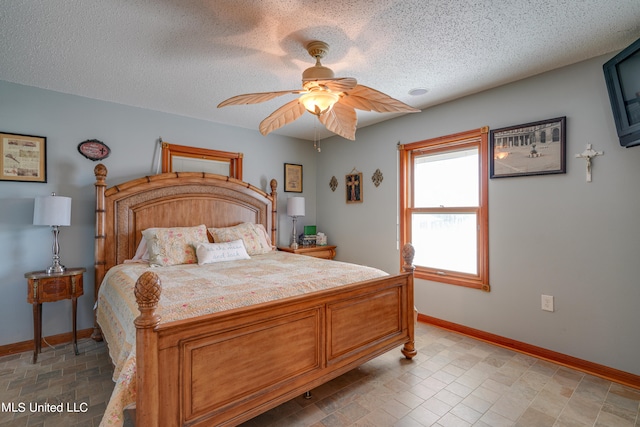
345;172;363;203
490;117;566;178
0;132;47;183
284;163;303;192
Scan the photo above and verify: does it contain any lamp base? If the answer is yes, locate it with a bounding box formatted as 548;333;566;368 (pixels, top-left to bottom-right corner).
46;262;66;275
290;216;300;250
46;225;66;274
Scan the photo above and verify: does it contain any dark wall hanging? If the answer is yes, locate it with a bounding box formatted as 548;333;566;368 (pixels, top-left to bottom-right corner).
345;168;363;203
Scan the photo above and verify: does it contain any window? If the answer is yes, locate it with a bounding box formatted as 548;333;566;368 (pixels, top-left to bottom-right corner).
399;127;489;291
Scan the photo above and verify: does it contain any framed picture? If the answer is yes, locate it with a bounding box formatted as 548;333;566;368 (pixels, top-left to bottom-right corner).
345;172;363;203
284;163;303;192
161;142;243;179
490;117;566;178
0;132;47;183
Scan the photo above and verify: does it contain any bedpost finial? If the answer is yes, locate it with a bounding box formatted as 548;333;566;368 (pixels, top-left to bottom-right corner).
134;271;162;327
401;243;415;273
94;163;107;179
270;179;277;193
135;272;162;308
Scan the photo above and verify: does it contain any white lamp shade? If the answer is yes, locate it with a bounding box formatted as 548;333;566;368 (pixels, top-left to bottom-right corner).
286;197;305;217
33;195;72;226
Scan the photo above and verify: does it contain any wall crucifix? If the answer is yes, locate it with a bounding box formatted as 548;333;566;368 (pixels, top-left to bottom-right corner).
575;144;603;182
345;168;363;204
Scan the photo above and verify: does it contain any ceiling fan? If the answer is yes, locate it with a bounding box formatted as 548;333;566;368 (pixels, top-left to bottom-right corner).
217;41;420;140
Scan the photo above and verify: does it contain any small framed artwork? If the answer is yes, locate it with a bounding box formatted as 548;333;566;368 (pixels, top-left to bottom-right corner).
284;163;303;192
345;172;363;203
0;132;47;183
490;117;566;178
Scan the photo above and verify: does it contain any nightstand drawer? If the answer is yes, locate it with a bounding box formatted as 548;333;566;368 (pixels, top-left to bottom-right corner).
277;245;336;260
303;247;335;259
26;270;84;303
41;276;71;300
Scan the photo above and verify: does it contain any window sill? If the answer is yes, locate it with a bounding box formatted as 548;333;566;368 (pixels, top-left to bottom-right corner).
414;268;490;292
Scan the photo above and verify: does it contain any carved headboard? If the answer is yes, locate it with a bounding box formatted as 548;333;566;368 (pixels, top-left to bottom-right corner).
93;164;277;289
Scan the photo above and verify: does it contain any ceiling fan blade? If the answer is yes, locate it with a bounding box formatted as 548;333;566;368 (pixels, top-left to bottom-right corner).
258;99;306;136
318;102;357;140
305;77;357;93
218;90;301;108
340;85;421;113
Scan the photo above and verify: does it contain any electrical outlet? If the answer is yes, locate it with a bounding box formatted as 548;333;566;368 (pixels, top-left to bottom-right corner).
541;294;554;312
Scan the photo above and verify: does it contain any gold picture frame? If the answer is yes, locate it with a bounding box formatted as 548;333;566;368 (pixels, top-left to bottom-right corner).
0;132;46;182
345;172;363;203
284;163;303;192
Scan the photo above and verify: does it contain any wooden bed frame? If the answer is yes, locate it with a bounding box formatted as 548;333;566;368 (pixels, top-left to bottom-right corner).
93;164;416;427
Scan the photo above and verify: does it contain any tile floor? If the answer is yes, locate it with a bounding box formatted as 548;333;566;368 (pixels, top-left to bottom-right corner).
0;322;638;426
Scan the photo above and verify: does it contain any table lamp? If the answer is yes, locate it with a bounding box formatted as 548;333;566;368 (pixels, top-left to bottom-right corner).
33;192;72;274
286;197;305;249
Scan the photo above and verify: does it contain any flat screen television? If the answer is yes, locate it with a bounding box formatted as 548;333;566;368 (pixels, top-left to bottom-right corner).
603;37;640;148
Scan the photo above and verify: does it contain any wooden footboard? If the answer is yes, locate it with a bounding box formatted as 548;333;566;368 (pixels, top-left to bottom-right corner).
134;245;416;427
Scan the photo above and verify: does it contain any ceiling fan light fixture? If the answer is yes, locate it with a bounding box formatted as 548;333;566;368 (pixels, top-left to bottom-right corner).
300;90;339;116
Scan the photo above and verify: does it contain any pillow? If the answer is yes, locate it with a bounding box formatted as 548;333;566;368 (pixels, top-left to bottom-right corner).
208;223;272;255
196;240;250;265
253;223;274;249
127;238;149;263
141;225;209;266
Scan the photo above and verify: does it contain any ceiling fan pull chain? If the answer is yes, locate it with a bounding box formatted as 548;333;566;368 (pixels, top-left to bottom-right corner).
313;121;321;153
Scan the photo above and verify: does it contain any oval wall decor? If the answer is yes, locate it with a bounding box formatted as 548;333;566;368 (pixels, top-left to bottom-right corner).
78;139;111;161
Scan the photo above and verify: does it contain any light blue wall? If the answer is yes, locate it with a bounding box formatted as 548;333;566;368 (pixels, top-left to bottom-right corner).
316;54;640;376
0;81;318;346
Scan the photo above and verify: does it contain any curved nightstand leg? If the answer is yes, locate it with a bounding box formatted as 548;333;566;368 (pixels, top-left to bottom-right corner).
72;296;79;355
33;303;42;364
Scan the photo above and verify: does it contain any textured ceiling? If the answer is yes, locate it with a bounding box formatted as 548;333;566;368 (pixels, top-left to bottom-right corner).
1;1;640;141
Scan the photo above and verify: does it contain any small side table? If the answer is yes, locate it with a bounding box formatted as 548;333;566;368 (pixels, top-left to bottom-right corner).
278;245;337;260
25;267;85;363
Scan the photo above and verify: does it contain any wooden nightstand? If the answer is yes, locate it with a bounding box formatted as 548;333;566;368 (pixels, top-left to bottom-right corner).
278;245;337;260
25;267;85;363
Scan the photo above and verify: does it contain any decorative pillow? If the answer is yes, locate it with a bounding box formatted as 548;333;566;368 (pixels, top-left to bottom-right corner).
208;223;272;255
196;240;250;265
141;225;209;266
125;238;149;263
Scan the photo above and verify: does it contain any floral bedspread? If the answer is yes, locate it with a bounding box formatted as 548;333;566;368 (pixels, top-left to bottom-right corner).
97;251;388;426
